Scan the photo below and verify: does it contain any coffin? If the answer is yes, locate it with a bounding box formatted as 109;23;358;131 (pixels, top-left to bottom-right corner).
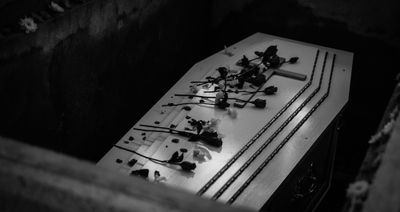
98;32;353;211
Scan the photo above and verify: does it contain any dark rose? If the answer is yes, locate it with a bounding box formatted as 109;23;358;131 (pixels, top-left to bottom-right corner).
217;67;228;78
167;151;184;163
179;161;196;172
216;100;230;109
154;170;160;178
267;55;282;68
182;106;192;111
236;55;250;67
252;98;267;108
188;134;200;142
127;159;137;167
264;86;278;95
130;169;149;179
263;45;278;59
237;78;245;89
200;131;223;147
288;57;299;64
251;74;266;87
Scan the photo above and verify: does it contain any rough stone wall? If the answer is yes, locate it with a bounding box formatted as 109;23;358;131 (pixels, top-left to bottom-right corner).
0;0;212;161
297;0;400;46
211;0;399;46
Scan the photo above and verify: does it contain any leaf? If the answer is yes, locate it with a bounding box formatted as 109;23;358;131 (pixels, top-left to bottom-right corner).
167;151;184;164
176;152;184;163
254;51;264;57
196;122;203;135
127;159;137;167
167;151;180;163
188;134;201;142
177;130;195;138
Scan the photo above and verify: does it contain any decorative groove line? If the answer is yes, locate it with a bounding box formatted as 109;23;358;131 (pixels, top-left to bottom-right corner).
227;54;337;204
211;51;329;200
196;50;321;195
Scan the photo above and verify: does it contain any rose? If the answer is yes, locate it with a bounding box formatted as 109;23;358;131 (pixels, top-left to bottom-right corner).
266;55;282;68
251;74;266;87
179;161;196;172
264;86;278;95
215;91;225;104
252;98;266;108
217;67;228;78
288;57;299;64
189;85;199;94
216;100;230;109
263;45;278;59
236;55;250;67
199;131;223;147
237;78;245;89
215;91;229;109
167;151;184;163
217;81;225;90
130;169;149;179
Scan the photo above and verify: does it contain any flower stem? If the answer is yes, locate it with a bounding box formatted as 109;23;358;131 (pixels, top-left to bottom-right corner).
139;124;190;135
162;102;216;107
249;56;261;62
174;94;246;102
